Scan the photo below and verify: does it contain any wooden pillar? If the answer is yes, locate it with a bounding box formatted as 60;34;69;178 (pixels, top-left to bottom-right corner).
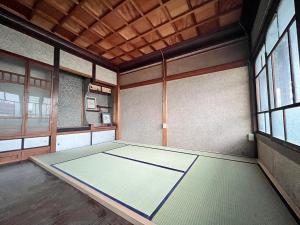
50;47;60;152
114;72;121;140
162;58;168;146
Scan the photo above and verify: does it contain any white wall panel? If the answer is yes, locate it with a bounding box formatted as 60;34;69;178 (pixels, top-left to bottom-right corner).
0;24;54;65
56;132;91;151
92;130;115;145
167;66;255;157
24;136;49;149
96;65;117;85
60;50;92;77
0;139;22;152
120;83;162;145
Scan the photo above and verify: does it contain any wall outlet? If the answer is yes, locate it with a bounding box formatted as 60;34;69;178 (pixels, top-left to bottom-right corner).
248;133;255;141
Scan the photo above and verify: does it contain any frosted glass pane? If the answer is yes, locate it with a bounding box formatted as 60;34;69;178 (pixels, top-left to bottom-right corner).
267;57;275;108
256;78;261;112
285;107;300;146
265;113;270;134
272;110;285;140
27;64;52;132
259;69;269;111
255;55;261;75
278;0;295;35
266;16;279;54
289;22;300;103
272;34;293;107
255;45;266;75
258;113;265;132
0;54;25;135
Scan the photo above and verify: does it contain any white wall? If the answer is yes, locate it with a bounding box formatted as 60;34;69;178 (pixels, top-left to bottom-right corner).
120;83;163;145
95;65;117;85
60;50;93;77
0;24;54;65
167;67;254;157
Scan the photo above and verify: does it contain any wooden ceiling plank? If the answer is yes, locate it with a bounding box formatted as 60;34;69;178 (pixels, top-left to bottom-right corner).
104;0;219;53
185;0;199;35
114;6;241;59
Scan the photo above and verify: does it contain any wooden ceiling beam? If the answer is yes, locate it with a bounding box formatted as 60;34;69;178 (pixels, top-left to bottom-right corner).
185;0;199;35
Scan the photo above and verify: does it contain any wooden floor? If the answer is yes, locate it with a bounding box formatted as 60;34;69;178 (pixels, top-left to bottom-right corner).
0;161;132;225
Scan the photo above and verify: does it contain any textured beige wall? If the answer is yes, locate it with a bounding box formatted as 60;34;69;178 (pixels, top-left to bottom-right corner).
120;83;162;145
167;66;255;157
60;50;93;77
257;135;300;210
95;65;117;85
120;64;162;86
0;24;54;65
167;40;248;75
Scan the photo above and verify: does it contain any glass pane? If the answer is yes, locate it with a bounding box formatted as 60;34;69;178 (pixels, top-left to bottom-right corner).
285;106;300;146
27;64;52;133
272;34;293;107
259;69;269;111
255;78;261;112
272;110;285;140
0;54;25;135
267;57;275;108
258;113;265;132
265;113;271;134
278;0;295;35
289;22;300;102
255;45;266;75
266;15;279;54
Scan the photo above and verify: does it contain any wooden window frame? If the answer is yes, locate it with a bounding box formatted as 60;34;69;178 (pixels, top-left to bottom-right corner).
254;1;300;153
0;49;54;140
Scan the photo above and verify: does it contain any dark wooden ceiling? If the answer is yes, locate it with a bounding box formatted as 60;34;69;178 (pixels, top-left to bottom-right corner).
0;0;243;66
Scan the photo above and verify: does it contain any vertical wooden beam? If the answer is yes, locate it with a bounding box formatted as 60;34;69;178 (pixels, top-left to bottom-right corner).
50;47;60;152
114;72;121;140
162;57;168;146
22;59;30;137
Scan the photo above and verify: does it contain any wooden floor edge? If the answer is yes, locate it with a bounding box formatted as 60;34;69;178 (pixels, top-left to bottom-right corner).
30;157;157;225
257;160;300;219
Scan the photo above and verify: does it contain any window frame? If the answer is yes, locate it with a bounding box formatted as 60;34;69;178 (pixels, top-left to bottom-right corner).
254;1;300;152
0;50;54;140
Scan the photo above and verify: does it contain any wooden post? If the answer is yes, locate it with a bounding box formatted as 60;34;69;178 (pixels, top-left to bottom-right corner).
50;47;60;152
162;58;168;146
114;72;121;140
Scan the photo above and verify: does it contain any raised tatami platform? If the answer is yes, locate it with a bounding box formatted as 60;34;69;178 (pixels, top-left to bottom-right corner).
31;142;298;225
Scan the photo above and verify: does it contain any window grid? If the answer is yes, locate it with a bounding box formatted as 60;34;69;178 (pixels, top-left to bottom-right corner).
255;0;300;150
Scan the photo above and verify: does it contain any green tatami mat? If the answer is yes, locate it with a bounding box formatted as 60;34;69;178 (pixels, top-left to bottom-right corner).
153;156;297;225
106;145;197;171
115;141;256;164
53;153;183;217
33;142;126;165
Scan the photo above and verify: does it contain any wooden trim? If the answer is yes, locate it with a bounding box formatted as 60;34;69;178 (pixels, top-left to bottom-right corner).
114;73;121;140
60;66;92;78
166;60;247;81
162;58;167;146
120;78;163;90
92;126;117;132
57;129;91;135
21;146;50;160
258;160;300;219
50;47;59;153
0;150;22;165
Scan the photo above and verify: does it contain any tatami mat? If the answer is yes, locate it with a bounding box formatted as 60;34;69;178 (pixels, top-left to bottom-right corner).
34;142;127;165
53;153;183;218
115;141;256;164
106;145;197;171
153;156;297;225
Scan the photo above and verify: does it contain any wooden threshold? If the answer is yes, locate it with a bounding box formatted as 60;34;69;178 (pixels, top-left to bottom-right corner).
30;157;157;225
